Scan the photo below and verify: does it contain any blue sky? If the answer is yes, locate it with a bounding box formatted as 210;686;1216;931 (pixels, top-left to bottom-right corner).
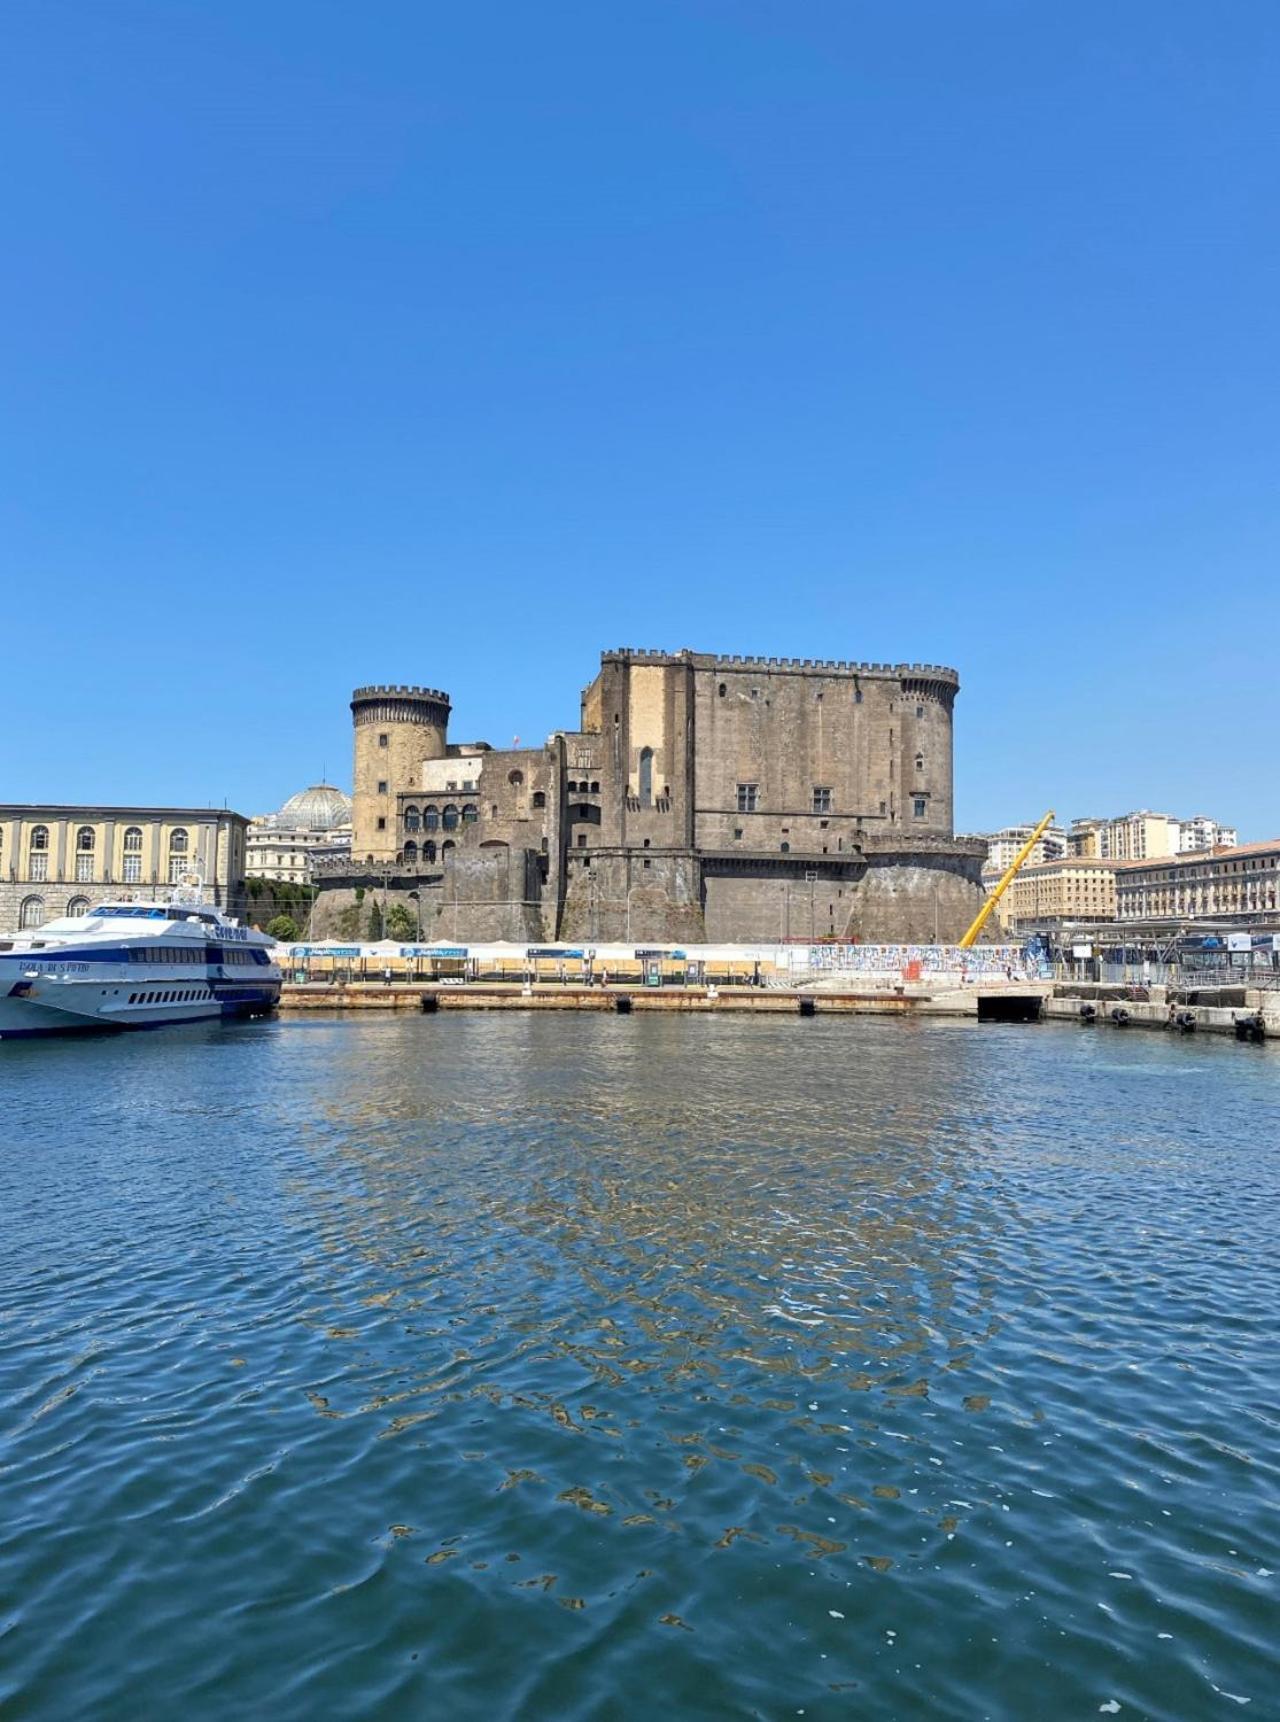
3;1;1276;835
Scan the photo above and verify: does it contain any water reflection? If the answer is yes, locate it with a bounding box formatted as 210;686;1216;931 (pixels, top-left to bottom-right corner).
1;1015;1275;1720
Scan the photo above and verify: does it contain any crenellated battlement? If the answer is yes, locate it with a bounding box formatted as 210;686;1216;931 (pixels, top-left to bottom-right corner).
352;684;452;707
600;648;959;683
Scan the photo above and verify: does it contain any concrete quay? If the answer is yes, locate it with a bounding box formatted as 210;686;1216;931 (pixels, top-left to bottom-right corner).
278;978;1276;1040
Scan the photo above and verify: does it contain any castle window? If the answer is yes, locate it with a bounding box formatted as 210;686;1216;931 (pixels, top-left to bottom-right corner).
442;805;459;830
462;805;478;824
442;840;455;856
879;801;887;816
916;705;924;719
424;808;439;831
915;753;924;774
736;784;758;813
642;838;650;848
404;805;420;831
423;841;436;862
718;683;726;697
812;788;832;814
638;748;654;806
854;688;863;705
733;828;742;840
403;840;417;863
378;733;388;748
577;834;587;848
780;842;790;853
532;791;546;809
590;781;600;794
508;770;523;787
377;780;388;795
644;858;651;868
913;797;927;819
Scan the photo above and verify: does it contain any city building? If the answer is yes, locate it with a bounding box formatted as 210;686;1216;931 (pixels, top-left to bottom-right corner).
247;783;352;884
1068;810;1238;861
0;806;248;934
980;822;1068;889
1115;840;1279;925
1001;857;1118;934
1178;816;1237;854
312;648;990;943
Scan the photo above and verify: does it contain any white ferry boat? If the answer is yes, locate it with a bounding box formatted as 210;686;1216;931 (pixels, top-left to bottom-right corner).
0;884;280;1040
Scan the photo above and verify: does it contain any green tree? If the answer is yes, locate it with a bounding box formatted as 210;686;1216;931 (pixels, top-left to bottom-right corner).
265;914;300;943
385;902;415;941
366;900;384;941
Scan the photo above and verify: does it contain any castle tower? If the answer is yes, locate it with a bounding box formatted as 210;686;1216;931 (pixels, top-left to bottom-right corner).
350;684;450;862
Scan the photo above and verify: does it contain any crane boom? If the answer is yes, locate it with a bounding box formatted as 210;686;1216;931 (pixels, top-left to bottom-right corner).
959;809;1056;949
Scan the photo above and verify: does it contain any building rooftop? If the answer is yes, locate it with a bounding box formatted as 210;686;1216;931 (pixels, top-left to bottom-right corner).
277;783;353;832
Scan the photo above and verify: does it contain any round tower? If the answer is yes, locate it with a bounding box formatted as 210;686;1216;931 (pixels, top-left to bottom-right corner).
350;684;451;863
897;667;958;837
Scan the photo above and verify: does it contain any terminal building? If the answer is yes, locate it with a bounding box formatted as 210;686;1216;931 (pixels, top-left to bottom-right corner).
0;805;248;934
311;647;989;944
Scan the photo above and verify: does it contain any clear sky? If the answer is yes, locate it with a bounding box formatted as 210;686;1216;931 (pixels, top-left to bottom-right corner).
3;1;1276;835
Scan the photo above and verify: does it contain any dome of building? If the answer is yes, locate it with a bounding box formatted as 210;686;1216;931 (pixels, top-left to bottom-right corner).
278;783;352;832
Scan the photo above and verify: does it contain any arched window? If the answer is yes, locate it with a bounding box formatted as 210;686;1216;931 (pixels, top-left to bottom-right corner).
76;825;95;851
403;840;418;863
441;839;455;857
915;753;925;774
75;829;96;880
30;824;49;850
404;805;421;831
590;781;600;794
170;828;189;854
424;807;439;832
442;805;459;830
508;770;523;787
423;841;436;863
19;894;45;928
638;747;653;806
462;804;478;825
780;841;790;853
66;896;90;917
122;826;144;884
123;826;143;851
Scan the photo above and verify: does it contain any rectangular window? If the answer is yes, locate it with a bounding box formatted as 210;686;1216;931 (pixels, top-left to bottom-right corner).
376;816;387;831
123;856;142;884
30;851;48;882
812;787;832;814
378;733;388;748
913;797;927;819
736;783;758;813
76;853;94;882
377;780;388;795
169;857;185;882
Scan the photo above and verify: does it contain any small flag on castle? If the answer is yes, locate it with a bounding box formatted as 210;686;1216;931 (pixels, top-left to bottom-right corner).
512;735;520;748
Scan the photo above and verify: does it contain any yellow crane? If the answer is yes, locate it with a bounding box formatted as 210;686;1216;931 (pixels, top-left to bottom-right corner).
959;809;1056;948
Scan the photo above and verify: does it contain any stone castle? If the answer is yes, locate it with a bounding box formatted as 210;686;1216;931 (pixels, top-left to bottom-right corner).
311;648;988;943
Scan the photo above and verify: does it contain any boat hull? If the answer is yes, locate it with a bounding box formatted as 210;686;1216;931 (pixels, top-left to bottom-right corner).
0;979;280;1039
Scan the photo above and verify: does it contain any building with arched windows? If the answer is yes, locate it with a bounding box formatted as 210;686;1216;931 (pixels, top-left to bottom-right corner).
0;806;248;934
314;649;988;943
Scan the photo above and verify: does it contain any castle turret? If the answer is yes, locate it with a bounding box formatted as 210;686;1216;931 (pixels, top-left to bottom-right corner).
350;685;450;862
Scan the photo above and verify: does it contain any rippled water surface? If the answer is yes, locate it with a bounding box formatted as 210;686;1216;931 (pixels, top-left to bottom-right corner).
1;1015;1277;1719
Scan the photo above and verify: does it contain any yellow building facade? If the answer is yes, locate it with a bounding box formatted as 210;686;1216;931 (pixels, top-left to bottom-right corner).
0;806;248;933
